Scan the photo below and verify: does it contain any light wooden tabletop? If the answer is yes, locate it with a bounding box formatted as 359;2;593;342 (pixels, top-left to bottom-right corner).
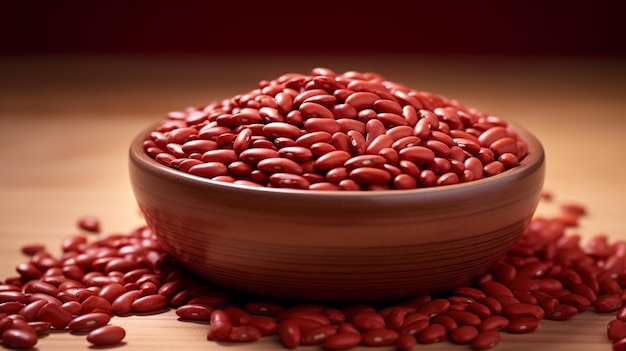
1;54;625;350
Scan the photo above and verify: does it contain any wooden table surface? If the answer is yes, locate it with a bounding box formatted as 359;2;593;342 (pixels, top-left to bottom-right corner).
1;54;625;350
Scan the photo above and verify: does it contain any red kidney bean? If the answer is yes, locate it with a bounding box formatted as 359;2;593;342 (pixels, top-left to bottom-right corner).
481;281;515;297
373;99;403;114
399;146;435;164
464;303;491;319
323;332;362;350
449;325;479;344
269;173;311;189
344;155;386;170
478;297;503;316
349;167;391;184
360;328;399;346
112;290;142;315
609;319;626;342
2;327;38;349
244;301;284;316
28;321;51;336
98;283;127;302
68;312;110;332
357;109;377;124
617;306;626;321
445;310;482;327
418;299;451;317
472;330;501;350
176;304;213;321
247;316;277;336
258;157;304;175
279;319;301;349
418;323;447;344
0;301;24;314
81;295;113;315
346;130;366;155
299;102;334;119
131;294;168;313
337;322;360;335
77;216;100;233
283;310;329;326
505;315;540;333
502;303;545;320
61;301;82;315
614;338;626;351
227;325;262;342
544;303;578;320
432;314;458;332
595;294;623;313
351;312;385;331
16;262;43;279
300;324;338;345
559;293;591;312
275;92;294;113
207;310;232;340
392;136;422;150
479;315;509;332
314;150;351;171
310;142;336;156
478;126;508;147
384;306;407;330
19;299;48;322
483;161;505;176
452;286;487;300
37;302;73;329
87;325;126;345
222;306;252;326
345;92;379;110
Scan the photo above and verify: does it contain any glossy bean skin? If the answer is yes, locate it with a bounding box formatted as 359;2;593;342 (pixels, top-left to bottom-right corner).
2;327;38;349
360;328;399;346
248;317;278;336
207;310;232;341
608;319;626;342
37;302;73;329
112;290;142;315
449;325;479;344
418;323;447;343
227;326;262;342
176;304;213;321
86;325;126;345
300;324;337;345
472;330;501;350
278;319;301;349
68;312;111;332
323;332;362;350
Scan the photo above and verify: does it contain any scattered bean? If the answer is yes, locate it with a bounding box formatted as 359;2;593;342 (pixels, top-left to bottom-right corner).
3;193;626;350
86;325;126;346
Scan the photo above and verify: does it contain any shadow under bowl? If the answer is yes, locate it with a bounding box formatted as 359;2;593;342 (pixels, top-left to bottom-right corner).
129;123;545;301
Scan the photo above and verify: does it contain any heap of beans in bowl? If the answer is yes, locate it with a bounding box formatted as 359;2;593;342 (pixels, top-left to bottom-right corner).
143;67;527;190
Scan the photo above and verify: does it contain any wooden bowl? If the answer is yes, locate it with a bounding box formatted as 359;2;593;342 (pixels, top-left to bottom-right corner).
129;124;545;301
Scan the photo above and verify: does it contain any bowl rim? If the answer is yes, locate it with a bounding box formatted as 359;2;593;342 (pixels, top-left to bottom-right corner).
129;121;545;200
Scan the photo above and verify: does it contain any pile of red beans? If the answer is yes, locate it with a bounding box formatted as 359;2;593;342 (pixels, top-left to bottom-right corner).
2;196;626;350
143;68;528;190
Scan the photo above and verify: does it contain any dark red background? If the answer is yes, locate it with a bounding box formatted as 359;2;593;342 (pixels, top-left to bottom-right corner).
2;0;625;56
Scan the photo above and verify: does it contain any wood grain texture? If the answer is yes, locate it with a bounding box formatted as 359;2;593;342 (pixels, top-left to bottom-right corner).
0;55;625;350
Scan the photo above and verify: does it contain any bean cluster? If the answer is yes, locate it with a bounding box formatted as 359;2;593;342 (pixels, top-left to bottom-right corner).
143;68;528;190
1;195;626;350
